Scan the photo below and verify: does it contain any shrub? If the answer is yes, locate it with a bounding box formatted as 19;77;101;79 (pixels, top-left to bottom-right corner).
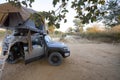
80;31;120;43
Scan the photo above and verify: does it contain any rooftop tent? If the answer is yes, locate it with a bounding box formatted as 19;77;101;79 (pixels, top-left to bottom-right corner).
16;19;44;33
0;3;36;28
2;12;23;27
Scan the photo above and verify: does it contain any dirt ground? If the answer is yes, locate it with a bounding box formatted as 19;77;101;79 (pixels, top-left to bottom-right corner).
1;39;120;80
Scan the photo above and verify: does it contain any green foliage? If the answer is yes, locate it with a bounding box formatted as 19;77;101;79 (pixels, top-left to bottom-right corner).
99;0;120;27
70;0;105;23
66;27;74;33
38;6;68;28
30;13;44;28
73;19;83;27
53;0;60;7
5;0;106;28
6;0;34;7
73;19;84;33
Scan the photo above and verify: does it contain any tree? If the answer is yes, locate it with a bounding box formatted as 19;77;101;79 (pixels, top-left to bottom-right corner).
66;27;74;33
73;19;84;33
48;25;55;34
99;0;120;27
5;0;106;28
54;30;63;35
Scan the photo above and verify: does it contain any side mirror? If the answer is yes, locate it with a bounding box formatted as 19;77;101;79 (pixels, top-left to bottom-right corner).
47;30;49;34
43;33;47;36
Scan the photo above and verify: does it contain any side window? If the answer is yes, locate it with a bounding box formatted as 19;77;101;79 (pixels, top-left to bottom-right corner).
45;36;52;43
32;36;43;46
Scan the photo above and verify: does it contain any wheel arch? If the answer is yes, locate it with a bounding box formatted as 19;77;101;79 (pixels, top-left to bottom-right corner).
47;49;64;57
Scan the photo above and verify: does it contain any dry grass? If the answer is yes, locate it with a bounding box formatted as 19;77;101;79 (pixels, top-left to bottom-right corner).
111;25;120;32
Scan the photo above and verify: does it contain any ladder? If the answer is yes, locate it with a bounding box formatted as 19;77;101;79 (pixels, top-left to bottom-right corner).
0;55;8;80
0;41;10;80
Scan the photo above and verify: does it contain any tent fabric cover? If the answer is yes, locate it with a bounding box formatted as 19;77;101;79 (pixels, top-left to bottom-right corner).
0;3;36;25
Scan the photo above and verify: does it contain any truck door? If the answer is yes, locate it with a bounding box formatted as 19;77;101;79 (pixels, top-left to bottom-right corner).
24;34;45;64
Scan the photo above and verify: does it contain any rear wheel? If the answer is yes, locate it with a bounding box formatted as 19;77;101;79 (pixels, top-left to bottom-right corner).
48;52;63;66
6;43;24;64
6;52;17;64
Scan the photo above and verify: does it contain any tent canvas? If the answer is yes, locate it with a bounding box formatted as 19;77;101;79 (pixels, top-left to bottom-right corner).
0;3;36;29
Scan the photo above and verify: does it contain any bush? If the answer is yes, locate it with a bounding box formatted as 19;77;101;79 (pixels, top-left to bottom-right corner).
0;30;12;40
80;31;120;43
0;31;6;37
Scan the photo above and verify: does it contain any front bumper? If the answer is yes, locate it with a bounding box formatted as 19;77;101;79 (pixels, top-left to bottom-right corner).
64;51;70;57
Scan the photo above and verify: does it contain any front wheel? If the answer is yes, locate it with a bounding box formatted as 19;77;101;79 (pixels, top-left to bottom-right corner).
48;52;63;66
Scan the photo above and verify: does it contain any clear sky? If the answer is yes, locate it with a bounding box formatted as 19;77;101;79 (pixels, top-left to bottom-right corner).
0;0;76;32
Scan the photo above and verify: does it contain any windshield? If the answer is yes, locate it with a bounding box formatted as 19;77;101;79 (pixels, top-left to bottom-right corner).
45;35;52;43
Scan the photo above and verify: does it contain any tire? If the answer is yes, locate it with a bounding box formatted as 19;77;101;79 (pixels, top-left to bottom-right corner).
48;52;63;66
6;52;17;64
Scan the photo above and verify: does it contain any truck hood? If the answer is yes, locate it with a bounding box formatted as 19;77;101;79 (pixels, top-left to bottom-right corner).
47;41;67;48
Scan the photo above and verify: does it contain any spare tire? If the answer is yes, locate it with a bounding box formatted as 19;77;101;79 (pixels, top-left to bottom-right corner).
48;52;63;66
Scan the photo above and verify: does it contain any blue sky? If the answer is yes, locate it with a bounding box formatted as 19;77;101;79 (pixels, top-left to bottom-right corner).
0;0;76;32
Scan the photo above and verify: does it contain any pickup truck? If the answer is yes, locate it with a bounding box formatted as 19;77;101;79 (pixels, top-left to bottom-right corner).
2;31;70;66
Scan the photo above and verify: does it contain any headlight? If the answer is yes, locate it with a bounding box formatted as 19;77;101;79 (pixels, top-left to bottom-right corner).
63;47;69;51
